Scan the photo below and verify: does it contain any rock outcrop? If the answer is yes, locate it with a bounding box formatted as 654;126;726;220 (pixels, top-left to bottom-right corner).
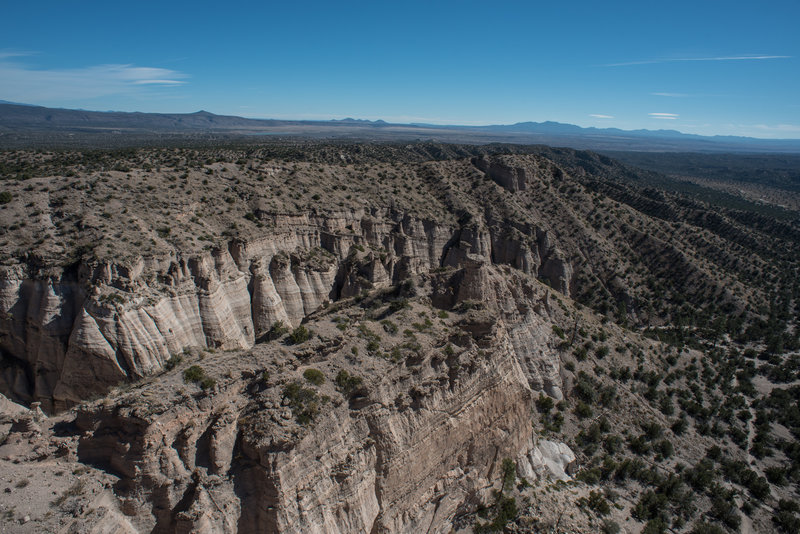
68;259;573;533
473;156;529;192
1;209;573;412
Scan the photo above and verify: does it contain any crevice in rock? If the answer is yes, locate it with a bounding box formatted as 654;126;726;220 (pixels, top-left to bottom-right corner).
230;432;280;533
194;420;215;472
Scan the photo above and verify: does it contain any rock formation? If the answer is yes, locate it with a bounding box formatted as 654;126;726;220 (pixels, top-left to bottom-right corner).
2;145;794;533
65;258;575;534
0;209;572;412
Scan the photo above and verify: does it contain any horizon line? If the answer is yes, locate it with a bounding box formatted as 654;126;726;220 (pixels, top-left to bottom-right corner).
2;100;800;142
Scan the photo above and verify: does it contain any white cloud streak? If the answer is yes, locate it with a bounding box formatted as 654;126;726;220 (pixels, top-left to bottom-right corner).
649;113;679;120
753;123;800;133
0;57;188;102
0;50;37;60
717;123;800;138
589;114;614;119
606;55;790;67
651;92;689;97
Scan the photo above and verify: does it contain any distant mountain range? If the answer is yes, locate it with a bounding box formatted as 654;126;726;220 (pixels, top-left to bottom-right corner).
1;101;799;153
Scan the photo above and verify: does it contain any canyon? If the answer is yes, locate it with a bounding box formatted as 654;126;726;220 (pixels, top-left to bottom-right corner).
0;143;798;532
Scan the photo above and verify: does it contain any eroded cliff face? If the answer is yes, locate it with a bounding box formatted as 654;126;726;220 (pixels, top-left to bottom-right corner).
67;257;572;534
0;151;579;532
0;207;572;412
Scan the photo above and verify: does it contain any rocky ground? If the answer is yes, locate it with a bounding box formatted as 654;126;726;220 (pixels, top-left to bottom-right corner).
0;143;798;532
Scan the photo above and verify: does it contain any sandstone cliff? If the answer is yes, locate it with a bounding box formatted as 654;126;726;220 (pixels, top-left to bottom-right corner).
1;207;571;412
0;149;579;531
58;259;577;534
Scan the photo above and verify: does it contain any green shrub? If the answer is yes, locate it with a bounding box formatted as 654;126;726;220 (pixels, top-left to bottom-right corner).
642;518;667;534
574;401;593;418
659;396;675;415
164;354;183;371
690;522;726;534
182;365;215;390
283;381;321;424
633;490;668;522
765;466;786;486
642;422;662;440
474;493;518;533
200;376;216;390
628;435;650;455
335;370;363;397
604;434;623;454
388;299;410;314
543;412;564;433
577;467;601;484
0;191;11;204
774;500;800;533
706;445;722;461
709;490;741;530
747;475;770;500
266;320;289;340
411;318;433;332
536;393;554;414
671;417;688;435
303;368;325;386
501;458;516;492
656;439;674;458
388;346;403;362
183;365;205;382
583;490;610;515
289;325;313;344
684;459;716;491
574;376;597;404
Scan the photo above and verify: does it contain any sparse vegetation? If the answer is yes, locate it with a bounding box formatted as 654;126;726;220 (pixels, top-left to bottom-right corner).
283;381;322;425
0;143;798;533
164;354;183;371
289;325;313;344
334;370;363;397
266;320;290;341
303;368;325;386
182;365;216;390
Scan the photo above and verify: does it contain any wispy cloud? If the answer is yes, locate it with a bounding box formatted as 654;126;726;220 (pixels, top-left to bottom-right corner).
606;55;790;67
589;114;614;119
0;55;188;103
649;113;679;120
651;92;689;98
717;123;800;138
0;50;36;60
753;123;800;133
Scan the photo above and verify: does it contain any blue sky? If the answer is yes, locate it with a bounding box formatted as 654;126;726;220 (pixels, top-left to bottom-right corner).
1;0;799;138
